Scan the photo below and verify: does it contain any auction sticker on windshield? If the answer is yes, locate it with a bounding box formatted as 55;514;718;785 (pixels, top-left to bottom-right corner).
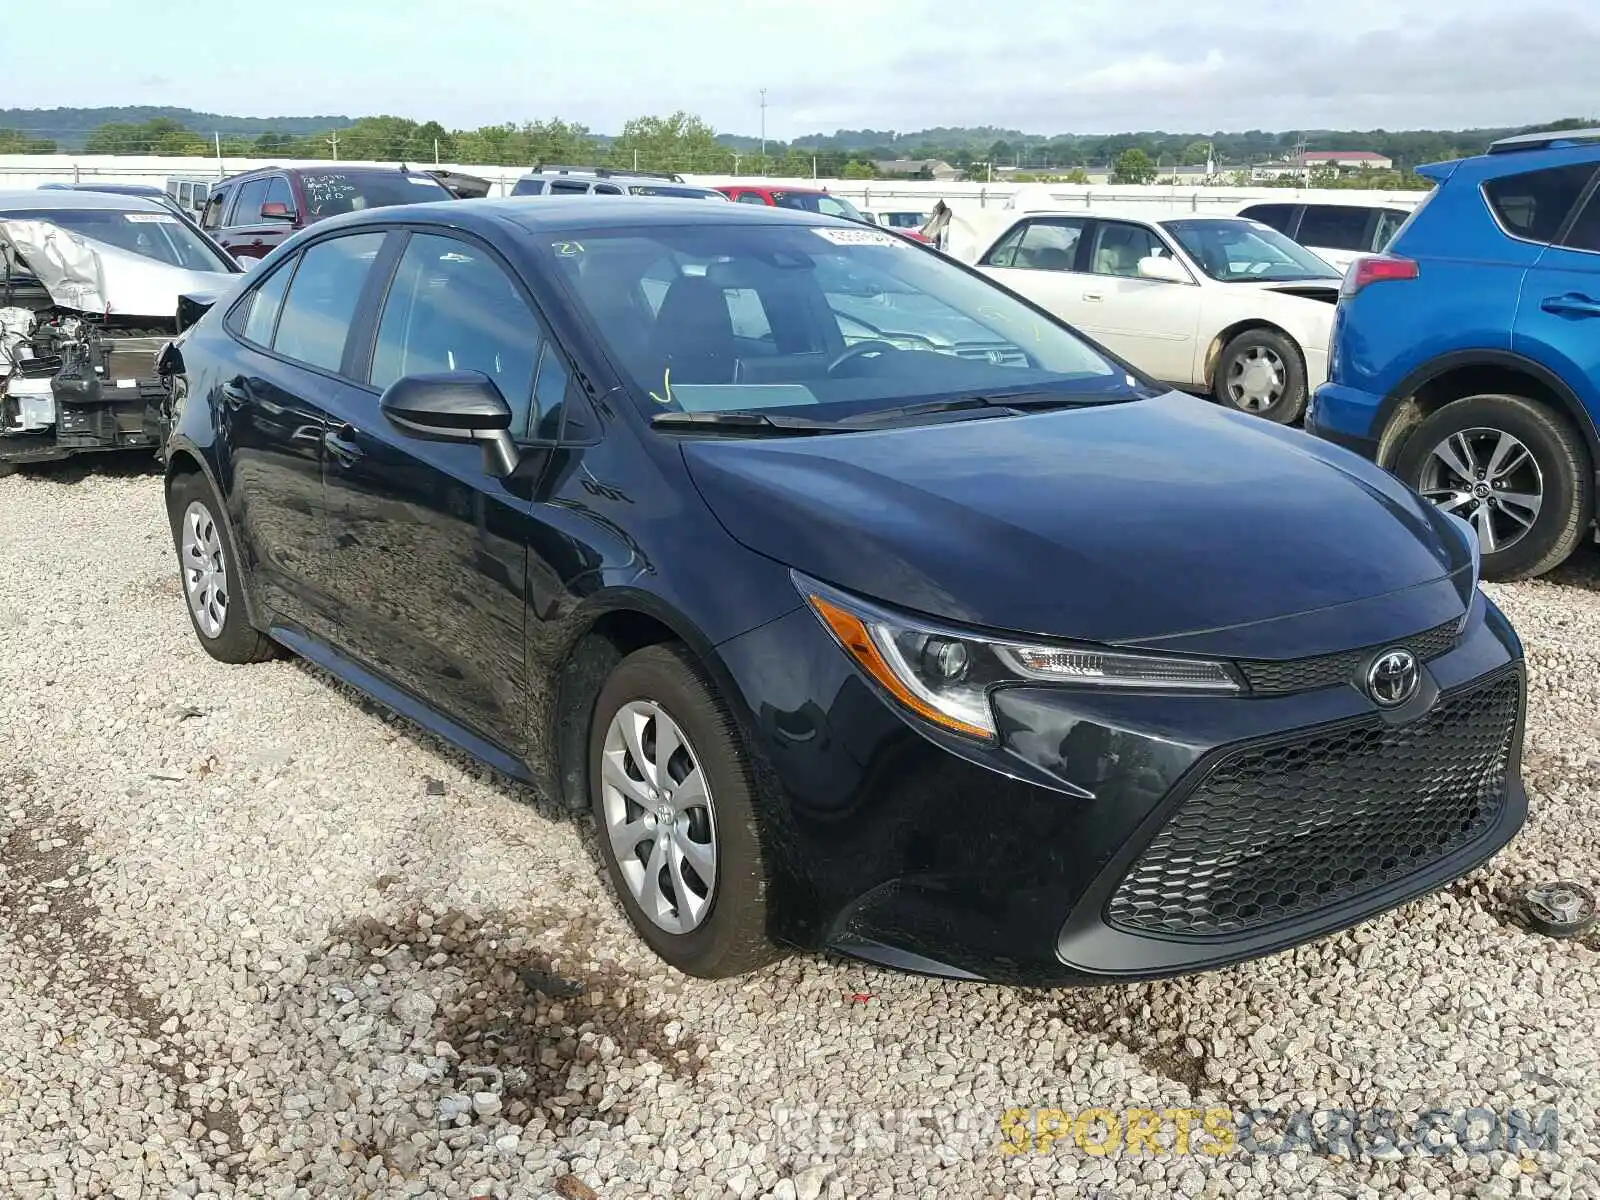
812;227;904;247
125;213;178;223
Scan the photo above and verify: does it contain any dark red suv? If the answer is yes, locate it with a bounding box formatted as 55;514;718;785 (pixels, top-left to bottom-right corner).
198;166;455;260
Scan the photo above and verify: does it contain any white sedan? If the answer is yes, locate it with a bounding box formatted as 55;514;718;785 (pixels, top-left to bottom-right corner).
964;210;1343;424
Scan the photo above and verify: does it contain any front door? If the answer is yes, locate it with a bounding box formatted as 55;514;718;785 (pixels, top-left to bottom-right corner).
320;229;558;750
1077;219;1203;385
216;175;298;260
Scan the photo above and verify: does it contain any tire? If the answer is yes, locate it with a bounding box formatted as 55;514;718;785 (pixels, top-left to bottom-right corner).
1213;328;1308;425
165;472;279;664
588;644;777;978
1393;394;1593;581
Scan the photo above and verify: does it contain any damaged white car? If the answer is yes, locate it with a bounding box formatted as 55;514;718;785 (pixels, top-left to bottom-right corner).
0;190;243;472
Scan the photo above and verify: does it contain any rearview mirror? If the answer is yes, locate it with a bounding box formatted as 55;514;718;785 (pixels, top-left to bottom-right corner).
260;201;296;221
379;370;521;477
1137;255;1190;284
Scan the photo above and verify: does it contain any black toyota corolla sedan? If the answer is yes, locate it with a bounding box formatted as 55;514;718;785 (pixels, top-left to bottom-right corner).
156;196;1527;985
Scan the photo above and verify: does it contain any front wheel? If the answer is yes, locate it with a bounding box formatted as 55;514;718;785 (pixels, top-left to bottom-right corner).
1213;328;1307;425
588;645;778;978
1393;393;1593;581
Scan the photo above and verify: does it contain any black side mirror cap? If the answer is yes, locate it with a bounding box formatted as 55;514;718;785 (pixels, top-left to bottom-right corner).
379;370;521;477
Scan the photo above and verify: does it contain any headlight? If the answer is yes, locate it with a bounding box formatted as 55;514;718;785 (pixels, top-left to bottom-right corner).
796;573;1241;741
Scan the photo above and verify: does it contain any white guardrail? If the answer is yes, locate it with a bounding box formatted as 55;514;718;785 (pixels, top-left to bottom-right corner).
0;153;1431;216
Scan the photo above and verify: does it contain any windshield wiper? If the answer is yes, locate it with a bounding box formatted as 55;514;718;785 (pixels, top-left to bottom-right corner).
651;410;843;434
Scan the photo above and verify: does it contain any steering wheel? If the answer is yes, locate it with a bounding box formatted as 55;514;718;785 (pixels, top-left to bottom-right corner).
827;340;902;375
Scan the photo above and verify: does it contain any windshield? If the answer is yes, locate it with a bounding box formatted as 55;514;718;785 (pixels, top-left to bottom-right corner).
298;171;453;218
2;207;233;272
549;223;1143;424
1161;218;1341;282
770;191;865;221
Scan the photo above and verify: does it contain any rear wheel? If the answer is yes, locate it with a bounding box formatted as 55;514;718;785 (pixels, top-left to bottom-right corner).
1394;393;1592;580
1213;328;1307;425
588;644;777;978
165;472;279;663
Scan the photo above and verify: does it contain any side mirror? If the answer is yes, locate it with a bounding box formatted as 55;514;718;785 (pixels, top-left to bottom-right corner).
1137;255;1190;284
379;370;521;477
260;201;296;221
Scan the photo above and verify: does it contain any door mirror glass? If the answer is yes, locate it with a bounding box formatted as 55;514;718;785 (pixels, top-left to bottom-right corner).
379;370;521;477
1137;255;1190;283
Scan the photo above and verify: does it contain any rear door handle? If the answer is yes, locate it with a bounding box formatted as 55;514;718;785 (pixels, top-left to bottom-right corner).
1541;293;1600;318
219;381;249;409
324;424;364;467
1083;291;1105;302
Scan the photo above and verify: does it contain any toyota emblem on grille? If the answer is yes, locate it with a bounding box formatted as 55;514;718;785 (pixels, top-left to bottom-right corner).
1366;648;1420;707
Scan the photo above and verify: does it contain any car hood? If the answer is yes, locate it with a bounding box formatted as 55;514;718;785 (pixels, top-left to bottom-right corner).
682;391;1475;657
0;217;236;321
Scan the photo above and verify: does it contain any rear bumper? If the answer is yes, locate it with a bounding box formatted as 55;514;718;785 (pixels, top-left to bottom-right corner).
1307;381;1384;459
717;593;1527;986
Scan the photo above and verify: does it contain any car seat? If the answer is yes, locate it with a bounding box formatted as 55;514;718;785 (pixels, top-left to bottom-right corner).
645;275;738;385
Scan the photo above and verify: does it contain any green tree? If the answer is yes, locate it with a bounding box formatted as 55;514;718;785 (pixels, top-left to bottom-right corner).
0;127;55;153
839;159;878;179
1111;148;1158;184
1182;140;1212;166
610;111;728;173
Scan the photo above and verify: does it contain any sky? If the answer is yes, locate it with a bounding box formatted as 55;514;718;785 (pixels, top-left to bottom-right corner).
4;0;1597;138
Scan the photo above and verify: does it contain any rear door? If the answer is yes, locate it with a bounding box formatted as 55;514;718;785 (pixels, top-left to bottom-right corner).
216;230;389;636
975;215;1093;329
1513;167;1600;447
319;228;551;747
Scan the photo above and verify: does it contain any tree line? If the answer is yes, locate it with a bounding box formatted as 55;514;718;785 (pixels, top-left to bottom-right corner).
2;111;1593;183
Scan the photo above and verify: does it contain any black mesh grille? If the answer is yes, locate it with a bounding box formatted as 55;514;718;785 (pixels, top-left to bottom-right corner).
1106;672;1520;937
1237;620;1461;695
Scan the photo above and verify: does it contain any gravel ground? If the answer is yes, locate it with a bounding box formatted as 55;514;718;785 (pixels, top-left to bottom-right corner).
1;459;1598;1200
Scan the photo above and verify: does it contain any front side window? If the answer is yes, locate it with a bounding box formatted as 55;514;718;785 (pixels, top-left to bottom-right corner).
1296;205;1373;251
549;179;592;195
735;193;769;205
231;178;271;225
511;178;547;197
271;232;386;372
1088;222;1168;278
551;223;1138;424
984;218;1086;270
1162;218;1341;282
200;186;230;230
262;176;296;215
370;234;541;433
1484;164;1597;244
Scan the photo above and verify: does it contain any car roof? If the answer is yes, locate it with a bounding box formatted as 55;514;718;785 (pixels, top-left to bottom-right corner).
41;182;168;195
0;189;177;214
298;194;861;239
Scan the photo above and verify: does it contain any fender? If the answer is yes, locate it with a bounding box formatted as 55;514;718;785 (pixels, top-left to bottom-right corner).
1376;348;1600;468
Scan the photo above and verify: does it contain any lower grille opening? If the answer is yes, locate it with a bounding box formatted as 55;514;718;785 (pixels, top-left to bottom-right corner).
1106;672;1520;938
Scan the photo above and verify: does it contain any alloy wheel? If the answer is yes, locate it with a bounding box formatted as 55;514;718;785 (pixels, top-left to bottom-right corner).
1225;346;1286;412
1416;427;1544;555
600;700;719;935
180;500;229;639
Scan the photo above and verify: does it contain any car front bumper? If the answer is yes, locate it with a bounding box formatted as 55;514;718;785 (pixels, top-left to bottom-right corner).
715;590;1526;986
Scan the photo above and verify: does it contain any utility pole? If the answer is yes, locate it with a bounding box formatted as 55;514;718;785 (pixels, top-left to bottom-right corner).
759;89;768;160
328;131;340;162
434;138;440;165
214;131;224;179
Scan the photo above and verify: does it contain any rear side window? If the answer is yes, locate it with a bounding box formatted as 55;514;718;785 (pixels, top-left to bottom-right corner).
1484;164;1597;244
1562;191;1600;253
272;232;386;372
229;258;296;346
983;218;1086;270
549;179;591;194
1239;204;1296;233
1297;205;1373;251
1372;208;1410;251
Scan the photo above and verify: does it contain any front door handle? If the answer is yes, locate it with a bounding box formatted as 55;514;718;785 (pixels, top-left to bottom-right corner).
324;424;364;467
1083;291;1105;302
1541;293;1600;318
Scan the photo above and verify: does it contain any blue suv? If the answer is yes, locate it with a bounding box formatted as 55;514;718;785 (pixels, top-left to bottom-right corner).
1309;128;1600;580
